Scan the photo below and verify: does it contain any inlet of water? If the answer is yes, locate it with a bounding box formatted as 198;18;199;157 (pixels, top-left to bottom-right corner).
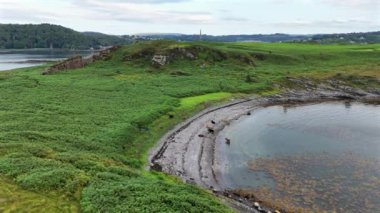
0;49;94;71
216;102;380;212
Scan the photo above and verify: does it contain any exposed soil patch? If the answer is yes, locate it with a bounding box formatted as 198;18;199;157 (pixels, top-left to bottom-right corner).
42;46;121;75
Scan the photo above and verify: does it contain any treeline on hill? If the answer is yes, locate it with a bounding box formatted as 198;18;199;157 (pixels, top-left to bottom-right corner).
0;24;130;49
1;23;379;49
133;32;380;44
309;31;380;44
135;33;311;42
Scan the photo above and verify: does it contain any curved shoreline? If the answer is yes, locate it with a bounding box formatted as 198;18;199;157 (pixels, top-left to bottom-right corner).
148;86;380;212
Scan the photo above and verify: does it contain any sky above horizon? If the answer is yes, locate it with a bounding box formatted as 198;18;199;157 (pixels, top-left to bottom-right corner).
0;0;379;35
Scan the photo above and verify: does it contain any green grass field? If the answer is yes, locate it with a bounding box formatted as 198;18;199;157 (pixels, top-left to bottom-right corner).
0;41;379;212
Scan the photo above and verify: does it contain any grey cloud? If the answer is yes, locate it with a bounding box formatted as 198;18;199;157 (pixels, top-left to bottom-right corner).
0;8;57;23
69;0;214;25
321;0;379;7
271;0;379;9
159;10;211;15
272;19;379;30
119;0;190;3
73;0;190;5
221;16;249;22
114;17;152;23
218;9;230;13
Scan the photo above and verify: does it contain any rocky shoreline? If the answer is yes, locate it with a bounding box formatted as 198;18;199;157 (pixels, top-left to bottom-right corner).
148;80;380;213
42;46;120;75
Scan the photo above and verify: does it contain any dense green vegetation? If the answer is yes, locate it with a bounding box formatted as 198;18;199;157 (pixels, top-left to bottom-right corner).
0;41;379;212
0;24;128;49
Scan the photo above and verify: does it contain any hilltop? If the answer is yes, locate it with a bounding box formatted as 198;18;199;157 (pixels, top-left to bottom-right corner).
0;24;129;49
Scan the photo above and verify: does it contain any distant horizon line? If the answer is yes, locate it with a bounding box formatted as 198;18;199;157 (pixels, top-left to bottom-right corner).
76;30;380;37
1;22;379;37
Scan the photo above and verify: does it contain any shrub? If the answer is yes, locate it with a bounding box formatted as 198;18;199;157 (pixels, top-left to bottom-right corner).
81;177;232;213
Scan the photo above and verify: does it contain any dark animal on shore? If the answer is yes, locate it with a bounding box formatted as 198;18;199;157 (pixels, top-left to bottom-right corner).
225;138;231;145
211;120;216;124
247;111;251;116
198;134;205;138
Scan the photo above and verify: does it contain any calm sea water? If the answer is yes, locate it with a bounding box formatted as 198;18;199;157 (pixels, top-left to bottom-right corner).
218;102;380;212
0;49;94;71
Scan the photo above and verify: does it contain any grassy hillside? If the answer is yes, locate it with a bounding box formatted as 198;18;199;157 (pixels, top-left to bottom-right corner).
0;41;379;212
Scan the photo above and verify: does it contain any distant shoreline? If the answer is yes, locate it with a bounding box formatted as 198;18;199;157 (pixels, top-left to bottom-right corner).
0;48;97;53
0;59;57;64
0;49;98;71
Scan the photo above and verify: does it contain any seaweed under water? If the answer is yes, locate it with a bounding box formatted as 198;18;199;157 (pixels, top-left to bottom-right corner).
246;152;380;212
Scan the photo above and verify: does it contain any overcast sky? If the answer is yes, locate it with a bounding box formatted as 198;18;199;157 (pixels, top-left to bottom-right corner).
0;0;379;35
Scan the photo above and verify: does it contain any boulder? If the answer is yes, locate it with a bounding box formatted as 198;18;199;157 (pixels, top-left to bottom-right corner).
253;202;260;208
152;55;168;67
